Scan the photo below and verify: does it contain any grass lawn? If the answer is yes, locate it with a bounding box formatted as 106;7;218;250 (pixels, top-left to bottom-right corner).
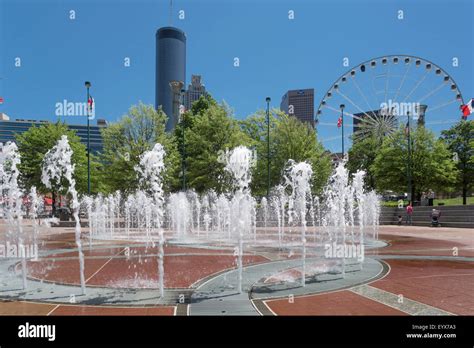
433;197;474;206
382;196;474;207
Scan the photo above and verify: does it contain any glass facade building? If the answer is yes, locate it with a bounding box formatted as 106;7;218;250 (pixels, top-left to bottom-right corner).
0;117;107;153
155;27;186;132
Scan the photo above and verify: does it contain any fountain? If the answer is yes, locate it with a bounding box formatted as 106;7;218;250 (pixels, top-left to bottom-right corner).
222;145;255;292
284;160;313;287
41;135;86;294
0;142;28;288
29;186;40;261
1;133;384;305
134;143;167;297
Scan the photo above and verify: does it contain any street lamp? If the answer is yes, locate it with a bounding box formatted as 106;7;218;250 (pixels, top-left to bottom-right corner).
85;81;91;194
340;104;345;159
180;88;186;191
406;111;412;203
266;97;271;198
169;80;185;190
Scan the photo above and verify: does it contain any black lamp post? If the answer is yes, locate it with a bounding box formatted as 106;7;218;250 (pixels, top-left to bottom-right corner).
180;88;186;191
170;80;185;190
266;97;271;198
340;104;345;158
85;81;91;194
406;111;413;203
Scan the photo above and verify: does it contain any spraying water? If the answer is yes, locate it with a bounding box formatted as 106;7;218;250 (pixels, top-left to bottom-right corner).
41;136;86;294
0;142;27;288
135;143;167;297
223;145;255;293
284;160;313;287
29;187;40;261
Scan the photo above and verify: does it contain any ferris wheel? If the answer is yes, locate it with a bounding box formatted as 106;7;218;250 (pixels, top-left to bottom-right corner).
315;55;465;149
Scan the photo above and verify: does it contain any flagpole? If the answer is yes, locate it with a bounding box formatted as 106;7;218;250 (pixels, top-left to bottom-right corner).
85;81;91;195
340;104;345;159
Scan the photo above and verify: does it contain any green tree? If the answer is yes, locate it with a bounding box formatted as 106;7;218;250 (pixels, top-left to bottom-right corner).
173;94;218;190
100;102;180;193
347;136;379;190
241;110;331;196
185;102;251;193
372;125;457;201
441;120;474;205
15;122;102;211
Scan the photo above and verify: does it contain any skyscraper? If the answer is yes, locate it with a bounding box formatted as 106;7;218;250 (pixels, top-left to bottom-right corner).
280;89;315;127
184;75;207;110
155;27;186;132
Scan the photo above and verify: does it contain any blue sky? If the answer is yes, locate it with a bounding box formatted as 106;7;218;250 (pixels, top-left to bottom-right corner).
1;0;473;152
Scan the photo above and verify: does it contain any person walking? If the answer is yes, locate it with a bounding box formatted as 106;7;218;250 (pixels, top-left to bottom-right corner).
406;202;413;225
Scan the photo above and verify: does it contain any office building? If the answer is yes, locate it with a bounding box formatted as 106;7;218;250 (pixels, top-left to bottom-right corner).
0;114;107;153
155;27;186;132
280;89;315;127
184;75;206;110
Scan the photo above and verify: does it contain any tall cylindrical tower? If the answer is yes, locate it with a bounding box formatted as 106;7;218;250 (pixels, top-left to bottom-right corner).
156;27;186;132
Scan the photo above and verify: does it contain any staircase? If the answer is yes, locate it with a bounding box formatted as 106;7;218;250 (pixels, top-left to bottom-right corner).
380;205;474;228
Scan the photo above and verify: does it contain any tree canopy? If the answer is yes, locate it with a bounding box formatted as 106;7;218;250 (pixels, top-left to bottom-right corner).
372;125;457;201
347;135;379;190
15;122;101;194
100;102;180;193
184;101;251;193
241;110;331;196
441;120;474;204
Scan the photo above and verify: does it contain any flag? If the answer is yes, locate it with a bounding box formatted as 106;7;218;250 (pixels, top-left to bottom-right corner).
0;97;4;104
337;116;342;128
460;99;473;119
404;121;410;136
88;96;94;112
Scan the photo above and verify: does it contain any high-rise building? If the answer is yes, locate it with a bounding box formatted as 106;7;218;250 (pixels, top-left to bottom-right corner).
280;89;315;126
184;75;207;110
155;27;186;132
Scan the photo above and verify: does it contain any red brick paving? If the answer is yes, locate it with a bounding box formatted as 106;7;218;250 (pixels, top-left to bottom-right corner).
5;225;473;315
265;290;406;315
50;305;175;316
371;259;474;315
367;233;473;257
26;247;268;288
0;301;57;315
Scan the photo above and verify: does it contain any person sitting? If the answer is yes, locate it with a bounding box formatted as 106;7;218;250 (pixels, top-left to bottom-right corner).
397;215;403;225
430;208;441;227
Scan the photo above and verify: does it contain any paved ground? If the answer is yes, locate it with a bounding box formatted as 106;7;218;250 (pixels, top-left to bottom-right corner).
0;224;472;316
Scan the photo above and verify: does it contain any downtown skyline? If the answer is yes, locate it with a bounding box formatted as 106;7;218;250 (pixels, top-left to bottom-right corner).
1;0;473;152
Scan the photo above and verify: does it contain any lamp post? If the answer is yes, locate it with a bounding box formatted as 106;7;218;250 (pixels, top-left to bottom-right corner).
170;80;185;190
340;104;345;158
180;88;186;191
266;97;271;198
85;81;91;194
406;111;412;203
